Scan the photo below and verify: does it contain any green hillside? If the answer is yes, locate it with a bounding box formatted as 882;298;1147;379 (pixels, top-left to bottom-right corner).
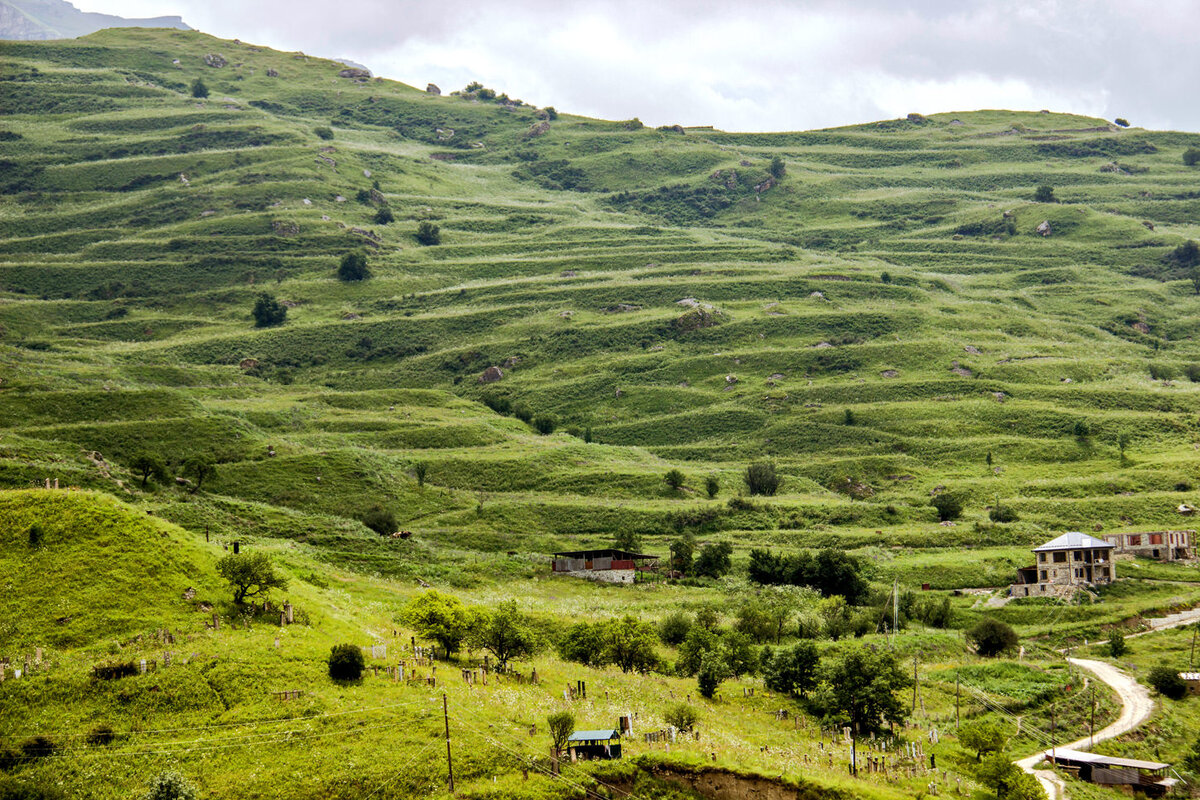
3;27;1200;800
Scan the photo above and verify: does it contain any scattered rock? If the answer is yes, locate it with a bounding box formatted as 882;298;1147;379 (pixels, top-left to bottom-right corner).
603;304;640;313
614;388;623;398
560;270;577;278
768;373;785;381
558;311;573;318
321;215;331;221
754;177;776;193
677;298;700;308
503;356;521;368
950;361;973;377
992;392;1008;402
1132;321;1151;334
814;341;833;349
363;169;372;178
266;68;279;78
338;68;372;80
949;119;964;126
881;369;900;378
426;83;441;95
203;53;227;68
1142;220;1155;231
964;345;981;355
182;587;196;601
1036;220;1052;237
335;195;346;203
319;146;336;153
271;220;300;237
369;188;386;205
280;300;300;308
1093;523;1104;532
342;313;361;320
478;366;503;384
302;198;312;206
524;121;551;139
349;227;381;243
238;358;259;371
809;291;825;300
316;155;337;169
200;210;216;217
739;160;753;167
172;59;181;66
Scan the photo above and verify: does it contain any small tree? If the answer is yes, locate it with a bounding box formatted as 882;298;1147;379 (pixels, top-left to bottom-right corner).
768;156;786;180
544;107;558;121
252;292;287;327
614;529;642;553
705;475;720;499
374;207;394;225
843;408;856;426
968;618;1019;657
697;652;730;699
337;250;370;282
658;611;692;646
663;702;700;733
763;641;820;697
468;600;540;668
931;492;963;521
664;468;685;492
1108;630;1128;658
605;616;661;673
130;452;167;488
547;711;575;758
693;542;732;579
143;771;199;800
670;534;694;575
816;644;911;735
215;552;287;605
1184;148;1200;167
189;78;208;99
1034;185;1057;203
413;461;429;488
415;221;441;246
557;622;609;667
401;590;473;656
1114;118;1130;128
182;455;215;494
958;719;1009;760
744;461;780;496
1147;666;1187;700
327;643;365;681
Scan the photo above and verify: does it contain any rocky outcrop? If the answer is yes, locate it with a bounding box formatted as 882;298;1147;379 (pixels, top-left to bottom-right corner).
478;366;503;384
1036;220;1052;237
0;0;189;40
338;68;371;80
203;53;227;68
426;83;441;95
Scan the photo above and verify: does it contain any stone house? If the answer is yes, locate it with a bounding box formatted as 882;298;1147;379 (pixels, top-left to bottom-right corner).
1010;532;1114;598
1103;530;1193;562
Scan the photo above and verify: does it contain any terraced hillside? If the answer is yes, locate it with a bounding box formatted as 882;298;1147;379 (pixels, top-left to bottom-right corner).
2;27;1200;567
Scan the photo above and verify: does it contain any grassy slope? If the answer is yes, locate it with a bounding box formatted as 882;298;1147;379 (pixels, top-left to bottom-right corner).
2;27;1200;799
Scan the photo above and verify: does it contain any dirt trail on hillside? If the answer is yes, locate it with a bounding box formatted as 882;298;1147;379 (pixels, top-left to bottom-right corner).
1016;658;1154;800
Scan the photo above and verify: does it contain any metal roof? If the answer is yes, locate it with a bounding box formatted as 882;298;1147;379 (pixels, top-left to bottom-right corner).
1050;749;1168;771
552;549;657;560
1180;672;1200;681
1033;532;1115;552
568;729;620;741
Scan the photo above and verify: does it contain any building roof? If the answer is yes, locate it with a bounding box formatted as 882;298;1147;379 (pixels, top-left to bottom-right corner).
552;549;657;560
568;729;620;741
1050;749;1169;771
1180;672;1200;681
1034;532;1114;552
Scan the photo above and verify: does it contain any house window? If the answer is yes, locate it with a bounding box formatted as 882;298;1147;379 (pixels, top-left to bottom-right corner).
1053;552;1067;563
1150;533;1163;545
1040;570;1048;581
1039;553;1046;563
1074;550;1083;561
1129;535;1141;546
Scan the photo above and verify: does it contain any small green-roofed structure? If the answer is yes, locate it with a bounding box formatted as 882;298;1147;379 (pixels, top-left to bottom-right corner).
567;729;621;760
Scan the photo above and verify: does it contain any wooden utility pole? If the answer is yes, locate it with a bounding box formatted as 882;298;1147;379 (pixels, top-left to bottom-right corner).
912;655;919;712
1090;686;1096;748
1051;705;1057;761
443;693;455;794
955;672;961;729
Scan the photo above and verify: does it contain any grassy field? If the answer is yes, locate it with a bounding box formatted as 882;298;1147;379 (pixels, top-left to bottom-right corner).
3;27;1200;799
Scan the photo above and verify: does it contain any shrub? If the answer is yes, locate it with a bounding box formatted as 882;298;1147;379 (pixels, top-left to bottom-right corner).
360;505;396;535
843;408;856;426
314;126;334;140
968;618;1018;657
1114;118;1130;128
1147;666;1187;700
337;250;370;281
1185;364;1200;383
663;702;699;733
1108;630;1127;658
543;107;558;121
705;475;720;499
373;206;394;225
27;524;43;548
512;403;533;423
664;469;685;492
251;292;286;327
413;461;428;488
532;414;557;435
768;156;786;179
989;504;1020;523
697;653;730;698
1034;184;1056;202
19;738;56;761
86;725;117;746
142;772;198;800
189;78;208;99
327;643;365;681
1184;148;1200;167
931;493;963;521
547;711;575;756
744;461;780;496
215;552;287;605
621;118;644;131
91;661;139;681
415;221;441;246
693;542;732;579
0;779;64;800
880;271;892;283
1147;363;1175;381
658;611;692;646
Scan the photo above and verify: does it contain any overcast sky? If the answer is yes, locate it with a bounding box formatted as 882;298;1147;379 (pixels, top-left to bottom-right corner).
73;0;1200;132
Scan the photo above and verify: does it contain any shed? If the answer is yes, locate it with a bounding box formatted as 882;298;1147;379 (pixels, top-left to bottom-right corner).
1049;749;1174;796
1180;672;1200;696
551;549;658;584
567;729;621;760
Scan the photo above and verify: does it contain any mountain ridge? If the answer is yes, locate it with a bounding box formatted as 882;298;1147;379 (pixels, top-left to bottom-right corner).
0;0;188;40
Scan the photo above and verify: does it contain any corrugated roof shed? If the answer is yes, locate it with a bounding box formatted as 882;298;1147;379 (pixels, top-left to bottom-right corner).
1034;532;1115;552
1051;749;1168;771
568;729;620;741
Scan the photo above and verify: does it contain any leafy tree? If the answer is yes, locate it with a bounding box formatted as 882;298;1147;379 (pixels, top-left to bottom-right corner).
931;492;963;521
705;475;720;499
130;452;167;488
189;78;208;99
532;414;557;435
989;503;1020;523
747;548;787;584
796;549;869;604
468;600;540;668
768;156;786;179
1108;630;1127;658
142;771;199;800
958;720;1009;760
251;292;287;327
968;618;1019;657
816;644;911;735
373;206;394;225
181;455;215;494
670;533;694;574
1034;184;1056;202
314;126;334;140
327;643;365;681
547;711;575;757
735;599;776;644
843;408;856;426
413;461;428;488
1147;666;1188;700
697;652;731;699
663;702;699;732
880;271;892;284
694;605;720;630
605;616;660;673
614;529;642;553
216;552;287;605
744;461;780;496
676;626;719;677
763;641;820;697
664;468;685;492
558;622;609;667
720;630;756;677
1114;118;1130;128
658;611;692;646
819;595;854;641
693;542;732;579
415;221;441;245
402;590;474;656
337;250;370;281
1184;148;1200;167
360;505;396;535
543;107;558;121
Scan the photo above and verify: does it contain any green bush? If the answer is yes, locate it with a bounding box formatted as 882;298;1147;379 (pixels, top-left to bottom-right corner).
705;475;720;499
374;207;394;225
989;504;1019;523
337;251;370;282
1114;118;1130;128
532;415;557;435
27;524;43;548
663;702;699;732
744;461;779;496
931;493;963;521
189;79;208;99
314;126;334;140
251;293;287;327
1147;666;1187;700
1108;630;1127;658
360;505;396;535
967;618;1018;657
664;468;685;492
658;611;692;646
415;221;441;246
1034;185;1056;203
1184;148;1200;167
328;643;365;681
142;772;198;800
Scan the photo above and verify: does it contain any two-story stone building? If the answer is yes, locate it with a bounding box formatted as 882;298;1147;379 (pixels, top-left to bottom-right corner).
1011;532;1115;598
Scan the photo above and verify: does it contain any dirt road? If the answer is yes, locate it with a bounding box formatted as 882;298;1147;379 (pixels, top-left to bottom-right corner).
1016;658;1154;800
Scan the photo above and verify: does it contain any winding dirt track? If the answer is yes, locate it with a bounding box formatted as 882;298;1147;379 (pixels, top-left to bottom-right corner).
1015;658;1154;800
